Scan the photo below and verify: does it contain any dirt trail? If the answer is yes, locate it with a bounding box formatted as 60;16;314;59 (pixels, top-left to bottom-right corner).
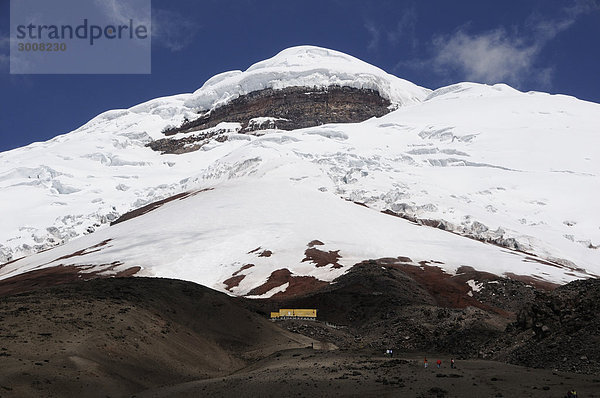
137;349;600;398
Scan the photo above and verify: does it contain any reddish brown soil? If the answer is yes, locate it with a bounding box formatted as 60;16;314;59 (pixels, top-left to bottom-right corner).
0;264;140;297
231;264;254;276
395;264;494;310
302;248;343;268
372;261;509;317
0;266;84;297
47;239;112;263
246;269;328;298
0;256;25;269
223;275;245;291
247;248;273;257
523;256;563;268
271;276;329;299
246;269;293;296
223;264;327;297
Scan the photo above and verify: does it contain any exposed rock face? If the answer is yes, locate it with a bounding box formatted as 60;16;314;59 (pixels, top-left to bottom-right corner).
171;85;392;134
490;278;600;374
147;85;392;154
147;125;236;155
246;260;599;373
248;261;515;357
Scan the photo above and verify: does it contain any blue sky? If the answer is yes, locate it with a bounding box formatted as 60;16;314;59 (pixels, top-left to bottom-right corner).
1;0;599;152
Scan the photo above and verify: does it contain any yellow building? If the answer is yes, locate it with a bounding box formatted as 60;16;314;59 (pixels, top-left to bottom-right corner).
270;308;317;320
293;309;317;318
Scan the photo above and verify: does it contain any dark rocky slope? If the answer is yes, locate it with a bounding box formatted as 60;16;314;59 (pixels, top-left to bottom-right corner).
148;85;392;154
0;261;597;397
0;277;313;397
247;261;600;374
0;269;598;397
249;261;517;357
486;278;600;374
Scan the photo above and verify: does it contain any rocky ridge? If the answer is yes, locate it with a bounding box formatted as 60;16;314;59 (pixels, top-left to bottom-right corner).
148;85;392;154
246;261;600;374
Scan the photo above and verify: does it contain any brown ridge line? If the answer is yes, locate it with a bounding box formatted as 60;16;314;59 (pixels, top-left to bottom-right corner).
48;239;113;264
232;264;255;277
24;239;114;271
110;188;213;226
0;256;26;270
0;263;140;297
374;205;578;272
384;261;511;317
503;272;559;291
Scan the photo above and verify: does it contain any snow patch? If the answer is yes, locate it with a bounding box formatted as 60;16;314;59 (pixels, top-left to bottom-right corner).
184;46;430;111
466;279;483;293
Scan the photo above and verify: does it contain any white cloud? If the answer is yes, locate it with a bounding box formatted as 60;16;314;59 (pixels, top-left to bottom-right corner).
431;28;541;86
94;0;150;26
94;1;199;52
387;6;418;49
530;0;597;41
364;21;380;52
421;3;597;88
365;7;418;52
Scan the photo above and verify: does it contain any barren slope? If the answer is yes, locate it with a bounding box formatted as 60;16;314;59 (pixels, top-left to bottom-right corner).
0;277;313;397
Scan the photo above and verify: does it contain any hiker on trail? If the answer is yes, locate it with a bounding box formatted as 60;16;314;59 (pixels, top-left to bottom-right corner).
424;358;428;368
436;359;442;368
566;390;578;398
450;358;455;369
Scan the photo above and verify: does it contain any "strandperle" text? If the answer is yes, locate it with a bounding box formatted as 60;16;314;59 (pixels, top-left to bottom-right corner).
15;19;148;45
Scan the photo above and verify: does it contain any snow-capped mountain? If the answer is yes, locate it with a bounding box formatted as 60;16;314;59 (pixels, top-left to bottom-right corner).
1;46;598;296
